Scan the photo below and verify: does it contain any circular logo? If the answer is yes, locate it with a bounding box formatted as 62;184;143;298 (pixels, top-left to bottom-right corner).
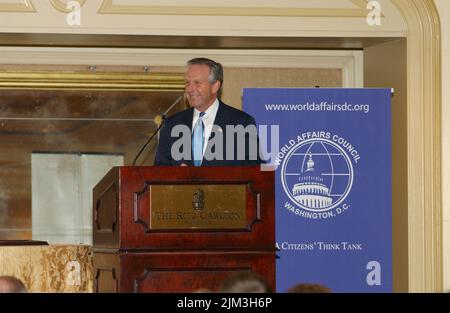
281;138;354;212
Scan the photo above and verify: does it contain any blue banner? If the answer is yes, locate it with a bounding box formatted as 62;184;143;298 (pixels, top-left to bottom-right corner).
243;88;392;293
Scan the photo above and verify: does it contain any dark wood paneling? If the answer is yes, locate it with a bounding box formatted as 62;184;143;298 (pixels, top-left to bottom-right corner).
93;167;120;250
94;251;275;293
93;166;275;293
93;166;275;251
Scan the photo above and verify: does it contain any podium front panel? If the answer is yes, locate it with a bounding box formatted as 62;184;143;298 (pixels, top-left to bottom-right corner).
93;166;275;251
94;251;275;293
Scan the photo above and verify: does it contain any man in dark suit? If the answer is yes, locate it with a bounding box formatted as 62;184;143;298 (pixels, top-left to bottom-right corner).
154;57;262;166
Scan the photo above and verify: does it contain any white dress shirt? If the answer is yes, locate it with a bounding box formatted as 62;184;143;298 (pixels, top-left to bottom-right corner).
192;98;219;155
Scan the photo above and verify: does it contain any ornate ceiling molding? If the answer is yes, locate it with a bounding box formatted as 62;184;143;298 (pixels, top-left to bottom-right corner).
48;0;87;13
97;0;374;17
0;0;386;21
0;0;36;12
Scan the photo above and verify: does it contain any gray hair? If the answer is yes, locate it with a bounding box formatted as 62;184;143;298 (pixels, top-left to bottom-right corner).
218;272;271;293
186;57;223;87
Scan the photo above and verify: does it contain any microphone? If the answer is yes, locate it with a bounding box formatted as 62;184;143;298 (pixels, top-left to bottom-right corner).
132;95;183;166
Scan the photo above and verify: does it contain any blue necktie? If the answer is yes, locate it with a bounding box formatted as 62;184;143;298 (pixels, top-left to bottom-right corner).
192;112;205;166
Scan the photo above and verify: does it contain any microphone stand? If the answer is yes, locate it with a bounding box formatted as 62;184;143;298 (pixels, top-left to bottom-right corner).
132;95;183;166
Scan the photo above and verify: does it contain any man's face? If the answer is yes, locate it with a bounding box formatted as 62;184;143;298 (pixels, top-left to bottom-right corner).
185;64;220;112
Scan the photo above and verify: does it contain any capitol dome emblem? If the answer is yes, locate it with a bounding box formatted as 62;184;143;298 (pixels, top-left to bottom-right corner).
281;137;354;213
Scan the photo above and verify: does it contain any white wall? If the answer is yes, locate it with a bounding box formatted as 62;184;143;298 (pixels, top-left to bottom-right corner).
32;153;123;245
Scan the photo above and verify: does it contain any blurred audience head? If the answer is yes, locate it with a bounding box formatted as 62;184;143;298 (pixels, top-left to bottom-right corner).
287;283;331;293
0;276;28;293
219;272;272;293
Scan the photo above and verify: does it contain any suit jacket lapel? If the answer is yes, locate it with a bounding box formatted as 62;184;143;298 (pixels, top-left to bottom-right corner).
202;102;226;166
211;101;226;132
181;108;194;166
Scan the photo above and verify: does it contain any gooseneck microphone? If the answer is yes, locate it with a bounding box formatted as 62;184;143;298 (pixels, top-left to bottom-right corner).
132;95;183;166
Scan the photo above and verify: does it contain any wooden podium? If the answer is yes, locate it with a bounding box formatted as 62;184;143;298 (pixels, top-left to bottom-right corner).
92;166;275;293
